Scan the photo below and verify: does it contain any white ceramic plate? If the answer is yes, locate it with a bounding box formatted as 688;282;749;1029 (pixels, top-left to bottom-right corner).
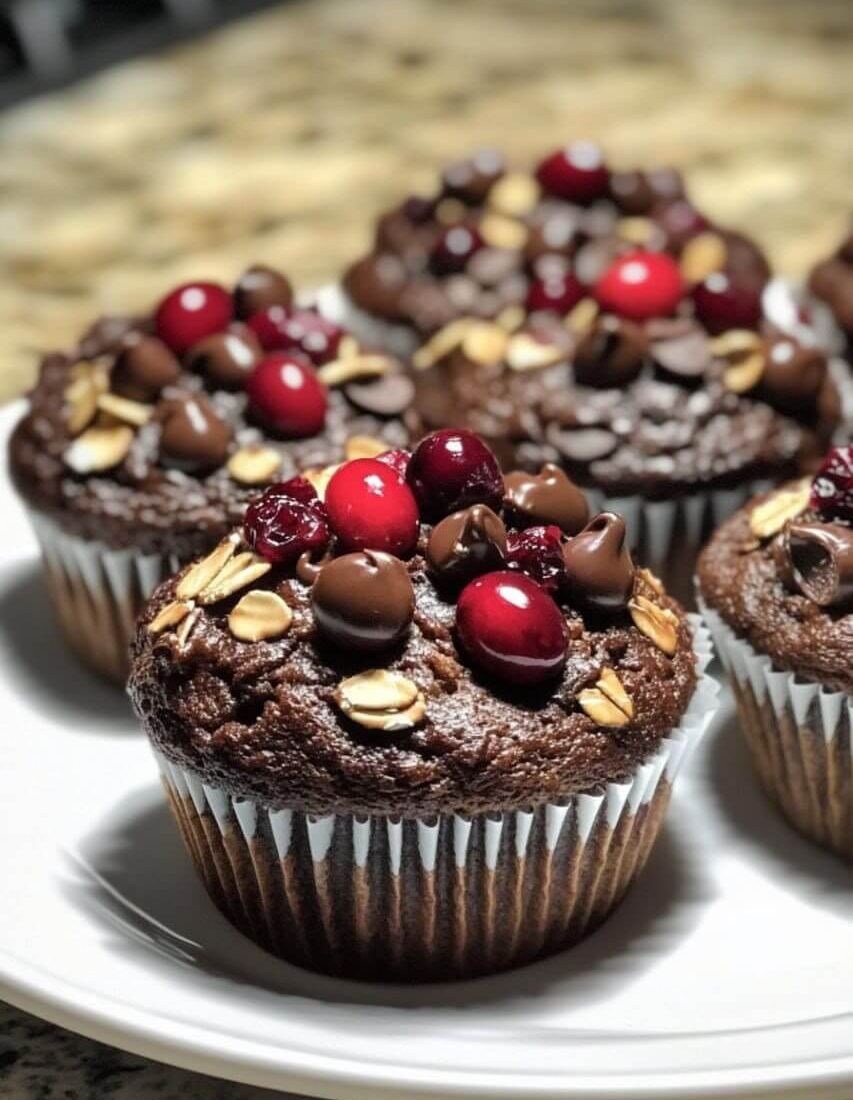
0;401;851;1100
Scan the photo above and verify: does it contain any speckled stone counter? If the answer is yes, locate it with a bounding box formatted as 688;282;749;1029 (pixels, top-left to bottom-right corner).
0;0;851;1094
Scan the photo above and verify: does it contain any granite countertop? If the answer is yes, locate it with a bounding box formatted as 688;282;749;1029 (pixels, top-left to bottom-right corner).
0;0;851;1095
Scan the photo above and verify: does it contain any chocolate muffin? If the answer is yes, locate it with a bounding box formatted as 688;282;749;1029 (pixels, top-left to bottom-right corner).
698;445;853;861
809;227;853;356
334;141;773;346
409;301;840;603
129;428;718;981
9;267;415;682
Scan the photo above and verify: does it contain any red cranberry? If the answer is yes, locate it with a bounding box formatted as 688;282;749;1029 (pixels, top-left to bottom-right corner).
245;353;327;438
692;272;762;334
653;200;711;251
526;271;585;314
430;225;484;275
594;251;684;321
325;459;420;558
154;281;233;355
810;446;853;523
247;306;344;365
505;525;566;593
535;142;609;204
456;571;568;685
244;479;330;566
377;448;412;479
407;429;504;521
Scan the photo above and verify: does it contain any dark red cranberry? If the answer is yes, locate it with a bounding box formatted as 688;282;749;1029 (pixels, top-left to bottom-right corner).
653;200;711;251
407;429;504;521
535;142;609;204
247;306;344;365
376;448;412;479
154;281;233;355
325;459;420;558
810;446;853;523
594;251;684;321
692;272;762;334
245;353;327;438
505;525;566;593
430;225;484;275
526;271;585;314
456;571;568;685
244;479;330;566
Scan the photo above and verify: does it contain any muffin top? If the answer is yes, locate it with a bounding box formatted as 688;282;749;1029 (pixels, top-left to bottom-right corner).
698;445;853;693
344;142;773;338
129;428;698;817
9;267;415;557
809;227;853;341
412;306;839;497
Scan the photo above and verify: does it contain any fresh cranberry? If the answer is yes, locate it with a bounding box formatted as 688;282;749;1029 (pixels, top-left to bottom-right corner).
810;446;853;523
526;271;585;314
594;251;684;321
325;459;420;558
692;272;762;334
407;429;504;521
155;281;233;354
247;306;344;364
377;448;412;479
245;353;327;438
456;571;568;685
505;525;566;593
244;480;330;566
535;142;609;204
653;200;711;251
430;225;484;275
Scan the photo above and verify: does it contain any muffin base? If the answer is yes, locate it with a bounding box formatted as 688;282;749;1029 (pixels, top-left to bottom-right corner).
28;509;179;684
152;618;716;982
701;601;852;862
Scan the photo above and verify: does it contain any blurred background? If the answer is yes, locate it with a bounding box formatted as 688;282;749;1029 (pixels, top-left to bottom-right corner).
0;0;850;403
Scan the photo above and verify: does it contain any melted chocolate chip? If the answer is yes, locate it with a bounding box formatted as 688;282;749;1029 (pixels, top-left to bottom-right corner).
562;512;635;612
426;504;507;586
158;393;232;473
233;265;293;319
647;318;710;381
111;335;180;402
311;550;415;651
185;325;262;390
760;335;827;413
344;371;415;417
573;315;647;388
785;522;853;608
503;463;589;533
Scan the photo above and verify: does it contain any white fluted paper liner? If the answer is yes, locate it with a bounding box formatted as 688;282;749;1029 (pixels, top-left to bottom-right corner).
699;598;853;862
26;507;180;684
151;616;717;981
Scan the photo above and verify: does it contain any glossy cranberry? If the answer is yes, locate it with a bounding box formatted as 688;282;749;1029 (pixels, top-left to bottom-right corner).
154;281;233;355
245;353;327;438
430;225;484;275
247;306;344;364
407;429;504;521
456;571;568;685
376;448;412;479
244;479;330;566
653;200;711;251
505;525;566;593
526;271;585;314
810;446;853;523
535;142;609;204
692;272;762;334
325;459;420;558
594;251;684;321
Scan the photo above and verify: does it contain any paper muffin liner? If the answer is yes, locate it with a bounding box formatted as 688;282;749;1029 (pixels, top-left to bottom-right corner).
699;599;852;862
150;617;717;982
25;508;181;684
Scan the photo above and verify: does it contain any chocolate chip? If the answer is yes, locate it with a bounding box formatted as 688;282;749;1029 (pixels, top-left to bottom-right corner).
441;149;505;204
186;324;262;390
426;504;507;586
785;522;853;608
78;315;143;359
312;550;415;651
562;512;636;612
344;371;415;417
158;393;232;473
759;334;827;413
503;463;589;533
233;265;293;319
111;335;180;402
573;315;647;388
549;427;619;463
344;254;408;319
609;170;657;215
648;318;710;381
717;229;771;289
